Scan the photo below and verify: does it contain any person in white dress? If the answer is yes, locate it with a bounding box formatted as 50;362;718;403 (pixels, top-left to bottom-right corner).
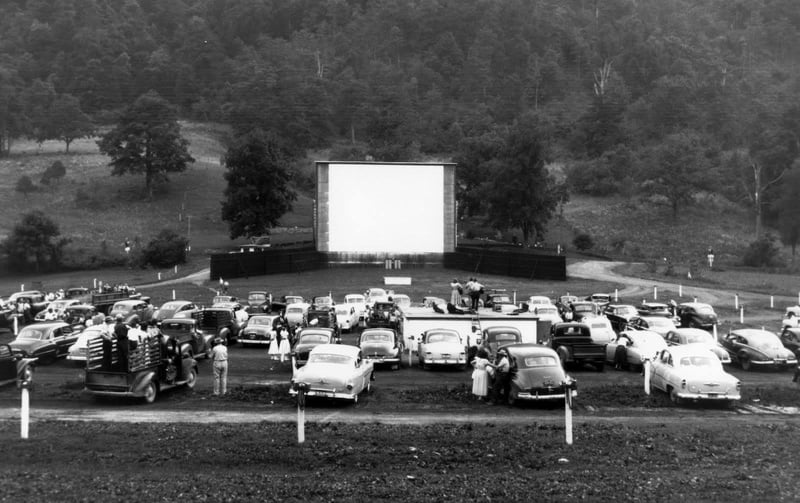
449;279;462;305
471;349;490;400
268;329;280;359
278;327;291;363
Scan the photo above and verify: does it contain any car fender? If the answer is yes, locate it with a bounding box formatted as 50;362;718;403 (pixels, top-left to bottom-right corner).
131;371;158;394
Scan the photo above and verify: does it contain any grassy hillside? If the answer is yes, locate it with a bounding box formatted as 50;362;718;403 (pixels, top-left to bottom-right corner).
0;122;774;276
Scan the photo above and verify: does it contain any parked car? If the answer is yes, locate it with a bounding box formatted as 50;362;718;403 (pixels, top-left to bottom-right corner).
782;305;800;328
359;328;404;369
527;295;552;307
586;293;611;309
191;307;243;345
569;301;600;322
650;346;741;405
664;328;730;364
637;302;676;319
502;344;577;405
10;321;82;363
109;299;155;325
285;302;311;328
153;301;197;324
159;318;213;359
677;302;718;329
605;330;668;371
343;294;368;320
365;287;389;306
67;326;108;364
305;308;341;339
270;295;305;314
292;327;338;367
720;329;797;371
335;305;359;333
390;294;412;312
212;295;238;305
35;299;81;321
239;313;280;347
628;316;677;338
549;322;606;371
585;316;616;344
289;344;374;403
531;305;563;325
555;295;579;320
8;291;49;316
0;343;36;387
62;304;99;326
603;304;639;332
480;326;522;359
417;328;467;369
779;327;800;357
484;291;513;309
245;291;271;314
366;301;401;331
311;295;335;310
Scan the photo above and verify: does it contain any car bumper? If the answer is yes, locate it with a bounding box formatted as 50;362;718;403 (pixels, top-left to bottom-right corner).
424;357;466;365
289;388;357;400
240;339;271;345
751;359;797;368
365;355;400;364
676;391;741;401
516;389;577;401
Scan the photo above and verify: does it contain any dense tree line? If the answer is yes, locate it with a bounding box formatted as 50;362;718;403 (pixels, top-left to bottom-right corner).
2;0;800;243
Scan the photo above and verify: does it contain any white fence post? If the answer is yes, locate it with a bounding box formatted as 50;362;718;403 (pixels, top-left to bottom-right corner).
20;387;29;439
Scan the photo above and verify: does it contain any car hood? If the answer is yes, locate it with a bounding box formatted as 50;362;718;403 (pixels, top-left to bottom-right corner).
513;368;566;389
10;339;47;352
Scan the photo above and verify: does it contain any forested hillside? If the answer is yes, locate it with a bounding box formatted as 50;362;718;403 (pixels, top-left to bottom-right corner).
1;0;799;262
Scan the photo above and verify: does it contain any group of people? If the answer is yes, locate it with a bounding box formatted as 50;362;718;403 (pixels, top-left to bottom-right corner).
470;348;513;405
449;278;485;310
267;311;293;362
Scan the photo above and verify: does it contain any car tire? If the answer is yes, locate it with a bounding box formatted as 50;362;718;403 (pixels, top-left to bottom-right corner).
669;387;681;405
143;381;158;404
185;367;197;389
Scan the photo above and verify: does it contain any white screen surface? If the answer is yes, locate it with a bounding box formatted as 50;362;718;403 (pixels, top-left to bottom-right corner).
327;163;444;253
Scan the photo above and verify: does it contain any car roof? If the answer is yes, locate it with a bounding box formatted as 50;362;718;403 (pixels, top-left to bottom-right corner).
501;343;558;356
298;327;335;335
663;345;717;358
309;344;359;357
361;328;396;336
680;302;712;308
483;326;522;334
21;321;67;328
730;328;778;340
425;328;460;335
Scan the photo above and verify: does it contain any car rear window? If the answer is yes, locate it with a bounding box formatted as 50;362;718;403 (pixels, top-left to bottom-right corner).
521;355;558;368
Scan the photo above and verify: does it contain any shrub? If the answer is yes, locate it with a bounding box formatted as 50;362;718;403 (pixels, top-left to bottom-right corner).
573;233;594;251
742;235;783;268
40;160;67;185
15;175;36;197
141;229;189;268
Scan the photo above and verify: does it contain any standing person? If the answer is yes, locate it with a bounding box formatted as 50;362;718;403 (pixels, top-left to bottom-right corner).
489;349;511;405
707;247;715;268
210;337;228;396
449;278;463;306
114;314;130;371
470;278;483;311
471;349;491;401
278;327;291;363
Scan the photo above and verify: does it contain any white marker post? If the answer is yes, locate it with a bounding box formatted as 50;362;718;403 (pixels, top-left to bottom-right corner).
713;324;718;342
21;386;29;439
770;296;774;309
740;306;744;324
157;272;162;281
564;378;575;446
13;316;19;336
643;359;651;395
614;289;619;302
174;265;178;274
93;278;97;289
653;286;658;300
734;294;739;310
172;289;176;300
295;382;307;445
20;284;24;292
679;285;682;297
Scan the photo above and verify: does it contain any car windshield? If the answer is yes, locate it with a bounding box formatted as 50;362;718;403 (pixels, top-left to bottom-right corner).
362;332;392;342
285;296;303;304
249;293;267;302
490;333;519;343
573;304;594;313
694;305;715;315
161;322;192;334
492;295;512;303
19;329;46;340
249;317;272;326
520;355;559;368
679;356;716;368
537;307;558;315
629;332;663;345
299;334;329;344
308;353;352;365
346;297;364;304
288;308;303;314
685;332;712;344
427;332;460;344
336;307;350;315
590;321;610;330
647;318;673;327
616;306;636;316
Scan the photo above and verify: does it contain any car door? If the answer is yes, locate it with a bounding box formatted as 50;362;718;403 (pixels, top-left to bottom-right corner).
52;326;68;356
651;350;671;391
0;344;16;382
59;325;78;355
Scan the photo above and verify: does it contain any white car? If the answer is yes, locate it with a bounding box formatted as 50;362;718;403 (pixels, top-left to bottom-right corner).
417;328;467;369
365;287;389;307
285;302;310;328
532;305;562;325
606;329;668;370
335;305;359;332
390;294;411;312
783;305;800;328
650;346;741;405
628;315;677;338
344;294;367;320
664;328;731;364
527;295;552;307
289;344;374;403
586;316;616;344
67;326;108;364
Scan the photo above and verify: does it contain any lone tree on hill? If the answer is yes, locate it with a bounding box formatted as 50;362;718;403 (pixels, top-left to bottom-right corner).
97;91;194;198
50;94;93;153
2;211;69;272
221;130;297;239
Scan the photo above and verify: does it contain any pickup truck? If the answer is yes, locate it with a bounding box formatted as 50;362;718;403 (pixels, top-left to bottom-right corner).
84;336;197;403
550;322;606;372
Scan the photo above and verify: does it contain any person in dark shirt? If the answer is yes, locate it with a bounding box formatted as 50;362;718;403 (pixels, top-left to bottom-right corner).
114;314;130;371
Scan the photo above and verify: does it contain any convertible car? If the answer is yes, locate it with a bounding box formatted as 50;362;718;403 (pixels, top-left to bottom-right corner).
503;343;577;405
417;328;467;369
650;346;740;405
605;329;668;371
359;328;403;369
664;328;730;364
720;329;797;371
289;344;374;403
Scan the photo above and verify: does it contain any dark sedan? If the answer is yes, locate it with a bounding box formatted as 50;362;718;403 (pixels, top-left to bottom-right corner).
503;343;577;405
292;327;338;367
720;329;797;371
9;321;82;363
